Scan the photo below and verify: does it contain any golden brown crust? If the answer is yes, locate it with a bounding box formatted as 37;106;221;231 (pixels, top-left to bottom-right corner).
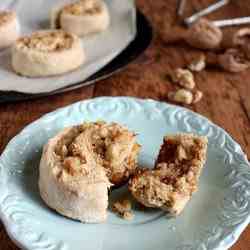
129;133;208;215
16;30;74;52
62;0;102;16
55;121;140;186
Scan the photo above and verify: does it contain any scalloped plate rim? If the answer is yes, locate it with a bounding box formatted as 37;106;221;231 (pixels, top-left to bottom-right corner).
0;96;249;250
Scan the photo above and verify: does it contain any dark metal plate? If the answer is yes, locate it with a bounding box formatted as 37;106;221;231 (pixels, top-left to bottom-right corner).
0;10;153;103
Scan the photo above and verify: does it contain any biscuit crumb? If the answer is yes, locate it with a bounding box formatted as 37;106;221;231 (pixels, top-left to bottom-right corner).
123;211;134;220
112;199;134;220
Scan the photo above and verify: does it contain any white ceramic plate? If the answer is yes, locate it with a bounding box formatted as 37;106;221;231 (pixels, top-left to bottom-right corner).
0;97;250;250
0;0;136;94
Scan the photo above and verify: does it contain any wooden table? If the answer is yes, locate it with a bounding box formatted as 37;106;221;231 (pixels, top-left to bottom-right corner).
0;0;250;249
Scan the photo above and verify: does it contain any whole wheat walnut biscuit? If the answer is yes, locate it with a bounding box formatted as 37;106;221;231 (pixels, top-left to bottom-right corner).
129;133;208;215
0;10;19;49
12;30;85;77
51;0;110;37
39;121;140;223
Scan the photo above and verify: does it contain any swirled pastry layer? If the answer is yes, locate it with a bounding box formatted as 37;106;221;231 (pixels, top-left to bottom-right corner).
51;0;110;36
129;133;207;216
12;30;85;77
39;121;140;223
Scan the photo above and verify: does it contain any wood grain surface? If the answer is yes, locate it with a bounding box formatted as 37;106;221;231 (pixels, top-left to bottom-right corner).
0;0;250;249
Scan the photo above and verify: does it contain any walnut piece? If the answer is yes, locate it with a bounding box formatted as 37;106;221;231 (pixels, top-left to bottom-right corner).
112;199;134;220
230;28;250;60
123;211;134;220
185;18;223;50
188;54;206;72
218;48;250;73
171;68;195;89
192;90;203;103
168;89;193;105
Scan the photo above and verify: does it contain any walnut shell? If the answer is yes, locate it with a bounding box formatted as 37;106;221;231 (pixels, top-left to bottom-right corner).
218;48;250;73
231;28;250;60
185;18;223;50
233;28;250;46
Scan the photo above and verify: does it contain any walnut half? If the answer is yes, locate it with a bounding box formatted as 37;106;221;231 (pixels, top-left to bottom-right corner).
232;28;250;60
168;89;193;105
171;68;196;90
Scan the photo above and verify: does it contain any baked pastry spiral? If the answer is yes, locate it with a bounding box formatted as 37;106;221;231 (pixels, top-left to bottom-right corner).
0;11;19;49
129;133;207;216
39;121;140;223
51;0;110;37
12;30;85;77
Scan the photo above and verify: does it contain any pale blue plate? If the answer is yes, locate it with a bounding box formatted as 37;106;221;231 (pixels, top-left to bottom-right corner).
0;97;250;250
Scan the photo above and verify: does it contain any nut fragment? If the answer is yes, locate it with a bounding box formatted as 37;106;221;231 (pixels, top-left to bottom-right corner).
218;48;250;73
188;54;206;72
192;90;203;103
171;68;195;89
112;199;134;220
168;89;193;104
185;18;223;50
63;157;88;176
232;28;250;47
123;211;134;220
230;28;250;60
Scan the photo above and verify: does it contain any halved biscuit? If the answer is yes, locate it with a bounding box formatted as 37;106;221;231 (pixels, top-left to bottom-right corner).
129;133;208;215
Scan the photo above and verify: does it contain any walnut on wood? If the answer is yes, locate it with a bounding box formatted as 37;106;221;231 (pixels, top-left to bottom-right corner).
168;89;193;104
218;48;250;73
171;68;196;89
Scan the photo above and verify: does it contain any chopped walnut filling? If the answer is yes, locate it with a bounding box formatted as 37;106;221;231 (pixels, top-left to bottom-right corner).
0;11;16;26
54;122;140;185
112;199;134;220
129;134;208;215
62;0;101;16
16;31;74;52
